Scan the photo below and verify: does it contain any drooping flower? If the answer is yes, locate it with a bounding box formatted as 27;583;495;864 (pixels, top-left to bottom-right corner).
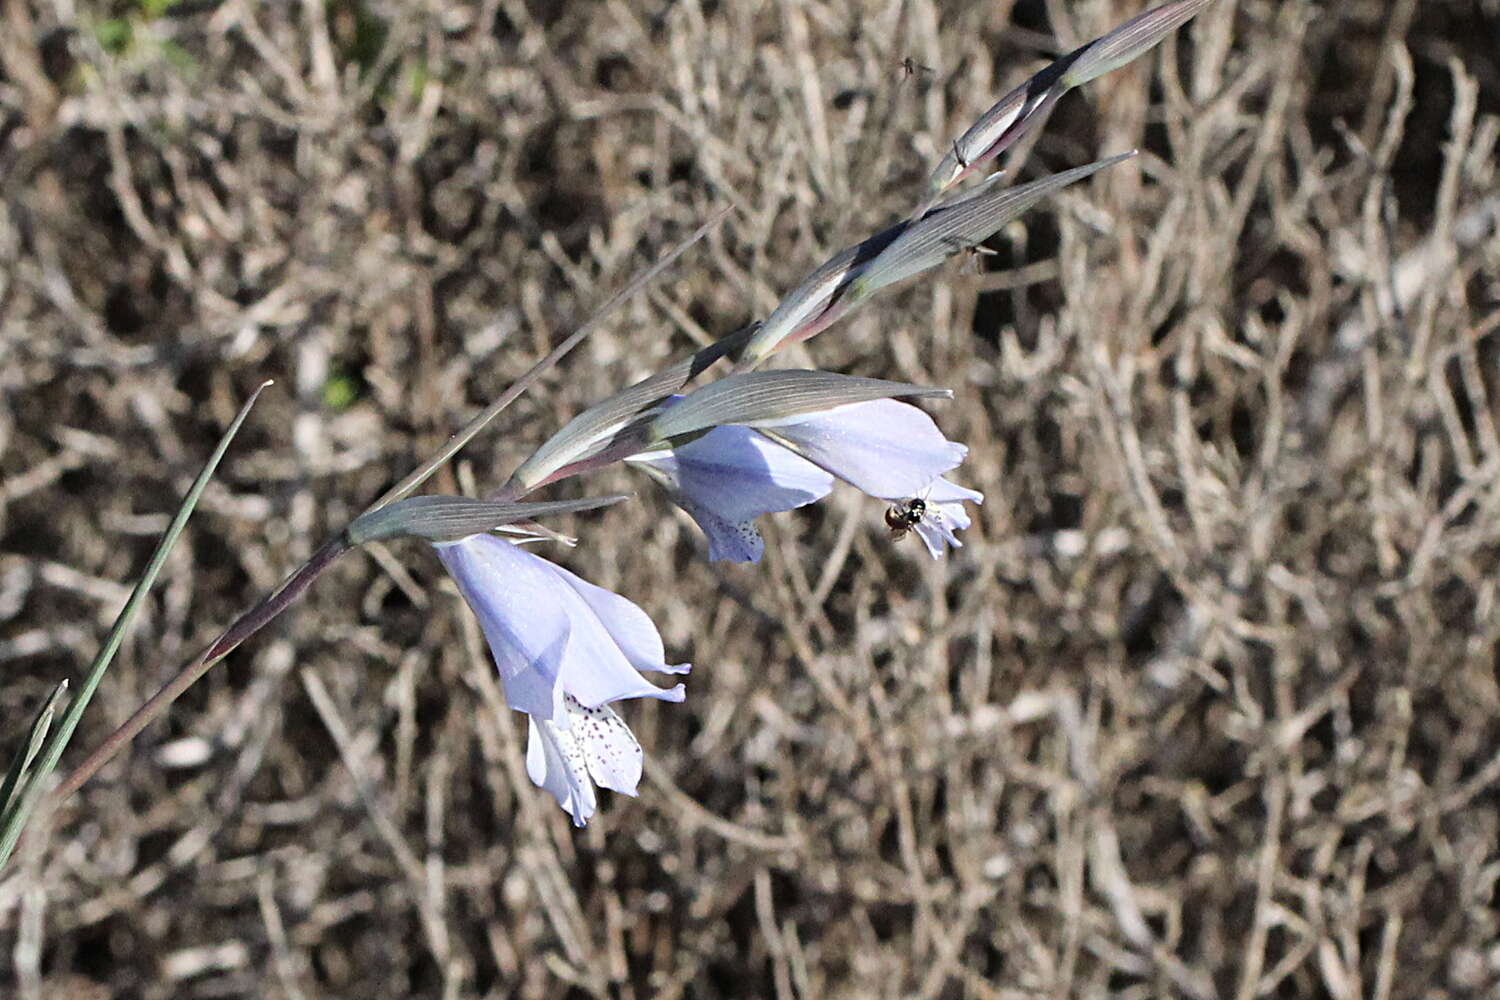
743;397;984;556
750;397;963;496
435;534;688;825
626;422;834;563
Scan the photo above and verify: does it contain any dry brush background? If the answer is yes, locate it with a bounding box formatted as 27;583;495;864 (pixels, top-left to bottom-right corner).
2;0;1499;997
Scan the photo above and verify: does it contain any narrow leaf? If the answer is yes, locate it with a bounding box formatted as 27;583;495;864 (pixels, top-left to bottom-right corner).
0;681;69;829
0;381;270;870
651;370;950;442
347;494;630;545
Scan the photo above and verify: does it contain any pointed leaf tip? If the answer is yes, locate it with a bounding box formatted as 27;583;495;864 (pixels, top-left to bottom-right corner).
1062;0;1217;89
0;680;72;827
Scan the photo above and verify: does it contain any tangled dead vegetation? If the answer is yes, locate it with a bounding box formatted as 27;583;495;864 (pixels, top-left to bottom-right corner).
1;1;1498;997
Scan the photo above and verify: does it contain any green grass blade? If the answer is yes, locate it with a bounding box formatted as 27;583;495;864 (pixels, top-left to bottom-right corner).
0;380;271;870
0;680;70;829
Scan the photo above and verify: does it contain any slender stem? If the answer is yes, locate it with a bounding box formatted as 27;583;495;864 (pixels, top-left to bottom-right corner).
50;535;349;804
364;205;733;515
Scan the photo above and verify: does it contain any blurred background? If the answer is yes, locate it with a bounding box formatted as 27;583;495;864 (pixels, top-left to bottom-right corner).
2;0;1498;997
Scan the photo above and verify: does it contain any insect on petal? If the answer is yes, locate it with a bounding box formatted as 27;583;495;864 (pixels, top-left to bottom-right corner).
755;398;967;501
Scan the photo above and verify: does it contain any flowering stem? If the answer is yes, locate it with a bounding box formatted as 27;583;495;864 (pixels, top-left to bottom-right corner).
47;209;729;808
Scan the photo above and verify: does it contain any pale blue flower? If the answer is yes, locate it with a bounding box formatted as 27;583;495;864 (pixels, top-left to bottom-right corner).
628;395;981;560
749;398;983;556
750;397;960;494
435;534;688;825
627;423;834;562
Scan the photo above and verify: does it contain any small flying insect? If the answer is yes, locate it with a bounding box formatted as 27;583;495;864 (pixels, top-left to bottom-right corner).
896;56;935;81
951;138;969;170
884;495;932;542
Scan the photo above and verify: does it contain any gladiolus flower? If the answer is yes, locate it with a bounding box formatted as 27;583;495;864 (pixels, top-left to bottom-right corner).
435;534;688;825
743;398;984;555
627;423;833;563
750;398;965;498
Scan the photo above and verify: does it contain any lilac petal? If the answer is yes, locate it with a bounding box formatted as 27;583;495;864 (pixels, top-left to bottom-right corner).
526;711;597;826
438;535;683;717
677;496;766;563
548;587;687;710
435;535;572;722
566;697;643;796
549;560;688;675
630;425;833;563
913;521;952;559
755;398;966;500
925;478;985;506
913;511;965;559
670;426;834;520
650;661;693;676
526;697;644;826
935;501;971;533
